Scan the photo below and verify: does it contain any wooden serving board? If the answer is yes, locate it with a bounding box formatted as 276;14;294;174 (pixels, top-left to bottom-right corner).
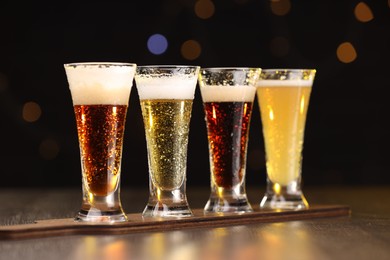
0;204;350;240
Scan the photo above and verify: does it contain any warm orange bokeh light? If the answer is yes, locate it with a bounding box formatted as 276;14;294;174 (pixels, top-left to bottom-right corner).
354;2;374;22
181;40;202;60
195;0;215;19
270;0;291;16
337;42;357;63
22;101;42;122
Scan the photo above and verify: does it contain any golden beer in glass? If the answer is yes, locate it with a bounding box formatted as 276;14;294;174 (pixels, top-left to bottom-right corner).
135;65;199;217
256;69;316;210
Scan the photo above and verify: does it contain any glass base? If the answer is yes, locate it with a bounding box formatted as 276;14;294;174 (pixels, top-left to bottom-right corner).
75;209;128;223
204;197;253;213
204;186;253;213
260;180;309;210
77;190;127;223
142;203;193;218
260;194;308;210
142;188;193;218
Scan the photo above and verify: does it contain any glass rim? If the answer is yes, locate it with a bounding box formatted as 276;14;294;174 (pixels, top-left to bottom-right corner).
260;68;316;73
136;65;200;69
200;67;261;71
64;62;137;68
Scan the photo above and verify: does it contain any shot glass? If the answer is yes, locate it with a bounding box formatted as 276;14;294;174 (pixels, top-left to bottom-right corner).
198;67;261;213
64;62;136;222
135;65;200;217
256;69;316;210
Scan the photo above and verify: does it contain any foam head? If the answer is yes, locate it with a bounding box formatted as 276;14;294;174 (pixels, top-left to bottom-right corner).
200;85;256;102
64;63;136;105
135;66;199;100
256;79;314;88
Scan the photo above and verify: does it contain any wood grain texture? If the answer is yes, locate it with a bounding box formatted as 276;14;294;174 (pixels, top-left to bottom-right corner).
0;204;350;240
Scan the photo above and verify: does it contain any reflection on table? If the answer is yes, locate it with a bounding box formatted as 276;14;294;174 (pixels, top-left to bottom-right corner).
0;186;389;260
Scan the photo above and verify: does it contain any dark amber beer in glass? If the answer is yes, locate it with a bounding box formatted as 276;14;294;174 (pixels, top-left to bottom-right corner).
198;68;261;213
74;105;127;196
64;62;136;222
204;101;253;189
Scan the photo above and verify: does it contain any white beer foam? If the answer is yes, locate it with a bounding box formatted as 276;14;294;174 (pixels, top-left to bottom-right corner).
200;85;256;102
135;77;197;100
65;64;136;105
256;79;313;87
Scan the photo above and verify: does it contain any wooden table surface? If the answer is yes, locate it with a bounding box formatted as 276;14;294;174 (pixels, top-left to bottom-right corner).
0;186;389;260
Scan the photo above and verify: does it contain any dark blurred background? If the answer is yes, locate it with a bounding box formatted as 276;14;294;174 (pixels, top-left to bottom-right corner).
0;0;389;190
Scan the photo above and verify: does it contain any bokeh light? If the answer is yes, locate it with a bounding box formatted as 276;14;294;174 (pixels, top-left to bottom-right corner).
270;0;291;16
22;101;42;122
337;42;357;63
0;72;8;92
354;2;374;22
147;34;168;55
195;0;215;19
181;40;202;60
270;36;290;57
39;138;60;160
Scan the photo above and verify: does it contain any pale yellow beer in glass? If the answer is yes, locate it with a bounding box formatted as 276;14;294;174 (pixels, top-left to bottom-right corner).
257;69;316;210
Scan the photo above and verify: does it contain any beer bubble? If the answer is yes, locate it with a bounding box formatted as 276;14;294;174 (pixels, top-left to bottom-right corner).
141;100;192;191
147;34;168;55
